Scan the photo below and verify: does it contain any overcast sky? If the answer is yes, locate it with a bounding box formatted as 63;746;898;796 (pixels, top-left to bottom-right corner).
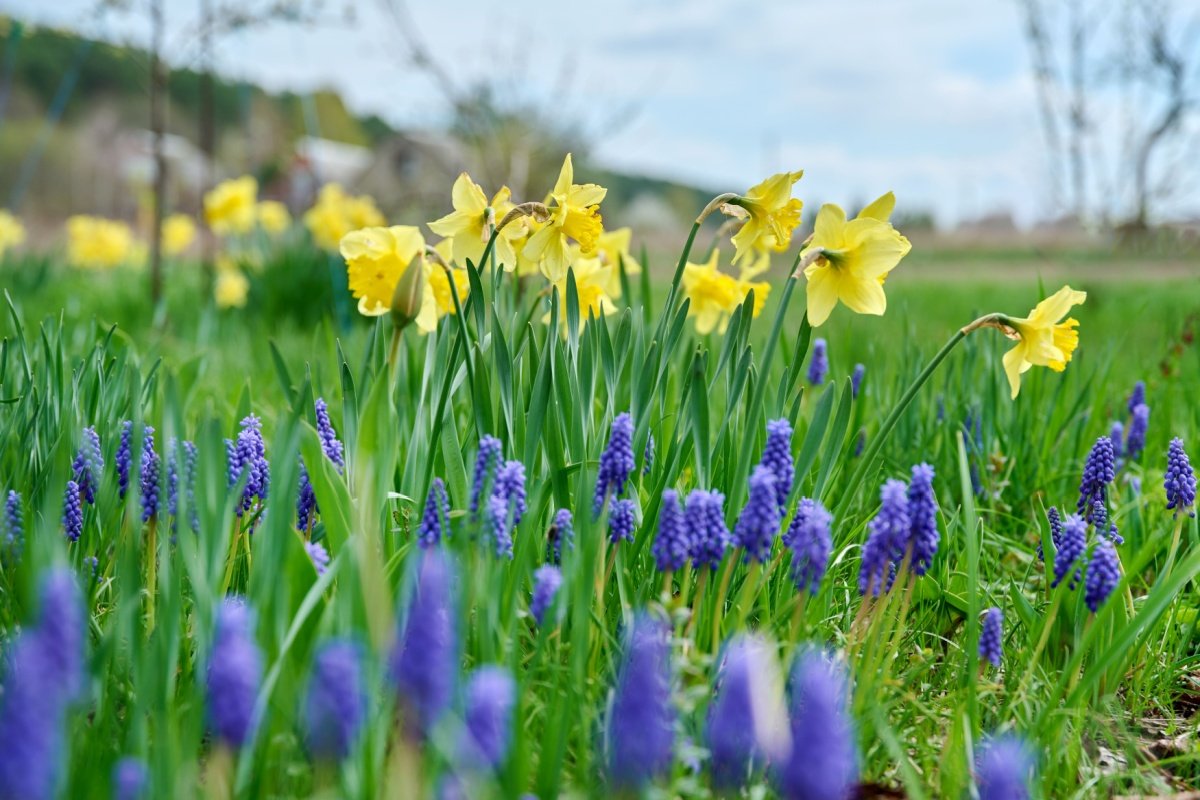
9;0;1058;226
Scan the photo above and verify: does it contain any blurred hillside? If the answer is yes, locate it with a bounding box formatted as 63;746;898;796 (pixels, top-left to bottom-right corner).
0;16;716;240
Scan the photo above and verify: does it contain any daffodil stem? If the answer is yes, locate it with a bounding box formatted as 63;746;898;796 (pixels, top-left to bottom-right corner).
726;273;802;515
834;327;968;523
654;220;702;345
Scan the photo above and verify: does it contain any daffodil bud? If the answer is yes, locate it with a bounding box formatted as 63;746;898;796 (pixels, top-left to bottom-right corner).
498;202;551;233
391;254;427;330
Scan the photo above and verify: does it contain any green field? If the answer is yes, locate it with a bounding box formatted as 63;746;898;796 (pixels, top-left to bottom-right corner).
1;227;1199;799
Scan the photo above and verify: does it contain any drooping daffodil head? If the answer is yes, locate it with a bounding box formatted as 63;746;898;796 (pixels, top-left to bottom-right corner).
999;286;1086;399
802;195;912;327
340;225;438;334
523;153;607;283
729;171;804;266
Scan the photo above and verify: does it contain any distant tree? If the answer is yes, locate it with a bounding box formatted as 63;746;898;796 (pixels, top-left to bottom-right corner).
1016;0;1199;229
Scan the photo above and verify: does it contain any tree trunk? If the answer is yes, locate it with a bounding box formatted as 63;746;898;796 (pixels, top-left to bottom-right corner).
149;0;167;304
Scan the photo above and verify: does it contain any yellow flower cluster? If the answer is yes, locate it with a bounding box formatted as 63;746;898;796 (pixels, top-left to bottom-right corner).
305;184;385;251
214;255;250;309
336;154;644;336
204;177;258;236
66;216;138;270
162;214;196;257
0;210;26;258
340;225;468;335
681;248;770;335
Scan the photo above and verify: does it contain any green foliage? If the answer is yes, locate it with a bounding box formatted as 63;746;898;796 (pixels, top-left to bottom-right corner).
0;236;1199;798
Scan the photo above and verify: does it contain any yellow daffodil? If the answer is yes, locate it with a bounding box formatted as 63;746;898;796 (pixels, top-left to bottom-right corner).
999;286;1086;399
256;201;291;235
0;210;26;257
681;249;742;335
523;153;606;283
66;216;137;269
513;216;547;277
427;173;523;270
215;268;249;309
591;227;642;299
340;225;438;333
204;176;258;236
161;214;196;256
544;257;618;333
429;264;471;319
802;196;912;327
729;171;804;266
305;184;386;251
735;273;771;320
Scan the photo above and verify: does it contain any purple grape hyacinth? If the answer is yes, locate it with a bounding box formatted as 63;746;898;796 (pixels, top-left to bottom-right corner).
167;440;199;533
1127;380;1146;415
548;508;573;564
0;631;67;800
305;540;330;575
72;426;103;505
643;433;655;476
228;416;269;517
461;666;516;769
759;418;795;512
1077;436;1115;522
390;551;458;737
493;460;527;526
1126;403;1149;460
1110;421;1125;459
733;466;781;563
117;420;133;499
531;565;562;625
609;498;637;544
3;490;21;552
138;426;160;523
907;463;939;576
975;734;1034;800
304;639;366;761
859;479;910;596
707;636;773;789
1052;514;1087;589
112;757;149;800
652;489;690;572
607;615;675;790
687;490;731;570
314;398;344;469
296;459;317;532
468;435;502;517
979;607;1003;667
773;651;857;800
851;363;865;398
807;338;828;386
418;478;450;548
63;480;83;542
783;498;833;594
486;494;515;559
37;569;86;701
1085;538;1120;612
594;412;635;517
206;598;263;748
1037;506;1063;562
1165;438;1196;516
